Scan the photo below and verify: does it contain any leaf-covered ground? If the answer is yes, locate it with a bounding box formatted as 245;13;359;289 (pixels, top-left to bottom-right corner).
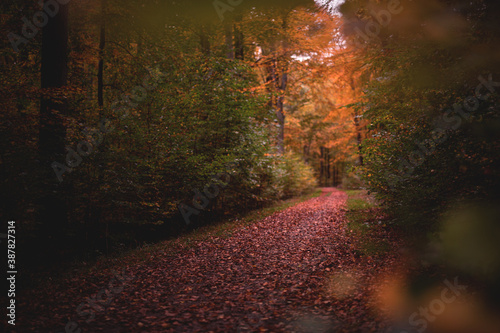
17;188;402;332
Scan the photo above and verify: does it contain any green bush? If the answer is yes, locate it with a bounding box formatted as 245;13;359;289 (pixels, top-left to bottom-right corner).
235;151;317;202
278;152;318;198
340;168;366;190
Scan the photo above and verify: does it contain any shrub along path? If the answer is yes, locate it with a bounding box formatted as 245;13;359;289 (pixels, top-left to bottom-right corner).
19;188;402;332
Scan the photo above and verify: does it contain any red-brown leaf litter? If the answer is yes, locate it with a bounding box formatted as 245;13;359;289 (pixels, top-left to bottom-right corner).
18;188;403;332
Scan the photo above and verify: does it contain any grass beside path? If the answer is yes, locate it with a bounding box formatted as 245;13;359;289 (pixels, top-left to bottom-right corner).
345;190;391;257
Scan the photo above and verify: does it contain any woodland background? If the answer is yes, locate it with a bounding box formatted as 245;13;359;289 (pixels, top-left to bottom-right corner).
1;0;499;291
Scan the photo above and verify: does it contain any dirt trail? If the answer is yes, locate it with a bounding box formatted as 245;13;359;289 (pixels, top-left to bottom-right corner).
20;188;399;332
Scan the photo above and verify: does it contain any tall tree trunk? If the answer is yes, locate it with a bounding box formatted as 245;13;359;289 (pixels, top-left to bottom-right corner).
199;26;210;56
320;146;325;185
39;1;69;240
98;0;106;112
326;147;330;182
275;94;285;154
234;15;244;60
353;110;363;166
225;22;234;59
276;63;288;154
303;144;309;163
262;45;286;154
350;77;363;165
88;0;106;248
274;15;289;155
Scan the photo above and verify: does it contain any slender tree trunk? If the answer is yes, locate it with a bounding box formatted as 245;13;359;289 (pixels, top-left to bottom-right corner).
276;94;285;154
199;26;210;56
350;78;363;165
39;1;69;239
262;46;286;154
274;15;289;155
225;22;234;59
353;111;363;166
88;0;106;248
326;147;330;182
319;147;325;186
276;65;288;154
234;15;244;60
98;0;106;112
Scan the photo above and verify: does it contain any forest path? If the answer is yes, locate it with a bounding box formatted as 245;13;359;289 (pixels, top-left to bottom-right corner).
23;188;399;332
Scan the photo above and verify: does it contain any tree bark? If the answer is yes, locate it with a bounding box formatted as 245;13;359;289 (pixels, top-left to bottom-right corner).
353;110;363;166
39;1;69;237
274;15;290;155
234;15;244;60
276;94;285;154
199;26;210;56
350;77;363;165
225;22;234;59
98;0;106;111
